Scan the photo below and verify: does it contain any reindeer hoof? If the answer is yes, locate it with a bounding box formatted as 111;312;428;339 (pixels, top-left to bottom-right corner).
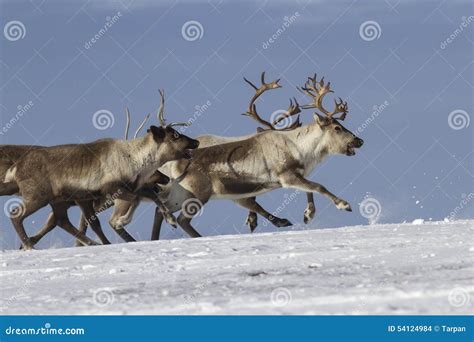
245;213;258;232
20;244;34;251
164;213;177;228
274;218;293;227
336;200;351;211
303;205;316;224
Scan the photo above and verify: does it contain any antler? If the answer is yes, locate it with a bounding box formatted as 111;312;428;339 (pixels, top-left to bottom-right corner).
272;97;302;127
134;113;150;139
155;89;189;128
157;89;166;126
124;107;131;140
298;73;348;121
243;72;301;130
124;107;151;140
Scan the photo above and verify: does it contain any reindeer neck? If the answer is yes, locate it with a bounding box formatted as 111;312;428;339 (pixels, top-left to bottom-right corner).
283;122;330;171
117;137;160;177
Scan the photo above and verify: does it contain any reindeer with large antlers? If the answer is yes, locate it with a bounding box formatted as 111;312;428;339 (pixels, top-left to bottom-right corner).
149;72;364;240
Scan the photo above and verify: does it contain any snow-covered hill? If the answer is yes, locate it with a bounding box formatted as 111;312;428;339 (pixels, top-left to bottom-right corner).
1;220;473;315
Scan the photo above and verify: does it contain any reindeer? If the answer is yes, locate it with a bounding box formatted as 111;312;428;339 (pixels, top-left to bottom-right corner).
14;111;171;248
148;73;363;239
0;145;104;247
22;91;198;248
94;74;305;241
0;101;199;250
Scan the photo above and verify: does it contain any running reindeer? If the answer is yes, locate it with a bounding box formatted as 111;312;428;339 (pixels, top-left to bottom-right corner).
149;72;364;239
16;110;170;248
0;97;199;250
70;90;202;245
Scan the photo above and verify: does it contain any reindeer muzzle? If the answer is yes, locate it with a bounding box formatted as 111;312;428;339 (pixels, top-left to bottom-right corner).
346;137;363;156
353;137;364;148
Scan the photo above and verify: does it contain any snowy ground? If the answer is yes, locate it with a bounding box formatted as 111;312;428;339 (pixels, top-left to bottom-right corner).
0;220;473;315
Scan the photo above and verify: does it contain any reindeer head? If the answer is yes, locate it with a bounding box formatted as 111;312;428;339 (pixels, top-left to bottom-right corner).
146;90;199;163
299;74;363;156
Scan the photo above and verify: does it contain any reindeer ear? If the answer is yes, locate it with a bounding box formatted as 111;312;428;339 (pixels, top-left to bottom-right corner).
149;125;165;141
314;113;329;127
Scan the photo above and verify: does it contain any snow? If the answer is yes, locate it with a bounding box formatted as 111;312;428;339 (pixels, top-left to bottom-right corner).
0;220;473;315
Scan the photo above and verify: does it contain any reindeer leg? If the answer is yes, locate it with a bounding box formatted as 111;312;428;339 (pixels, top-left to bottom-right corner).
51;203;99;246
74;214;89;247
11;199;48;250
246;212;258;232
77;201;110;245
20;211;56;249
108;200;138;243
150;207;164;240
281;173;352;212
234;198;292;229
137;188;177;228
304;192;316;224
176;212;202;238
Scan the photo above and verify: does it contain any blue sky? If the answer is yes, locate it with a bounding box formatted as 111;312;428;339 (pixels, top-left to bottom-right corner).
0;0;472;249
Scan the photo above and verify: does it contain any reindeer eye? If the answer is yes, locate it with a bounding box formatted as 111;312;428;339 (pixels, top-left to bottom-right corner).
334;126;342;132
